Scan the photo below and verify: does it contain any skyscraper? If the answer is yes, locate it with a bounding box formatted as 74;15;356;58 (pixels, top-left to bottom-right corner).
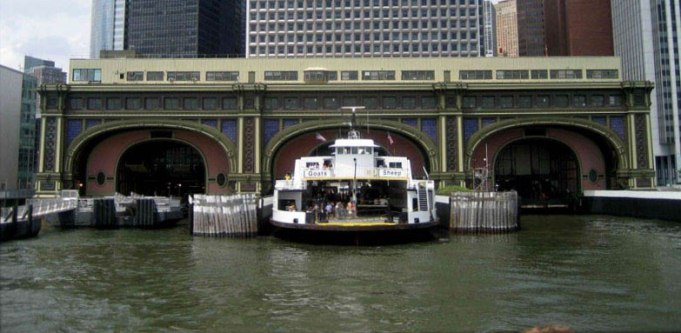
90;0;126;58
126;0;242;57
494;0;518;57
517;0;544;56
90;0;243;59
483;0;497;57
612;0;681;185
517;0;613;57
246;0;487;58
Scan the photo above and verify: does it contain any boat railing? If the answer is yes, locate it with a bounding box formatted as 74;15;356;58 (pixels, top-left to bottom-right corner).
274;179;306;190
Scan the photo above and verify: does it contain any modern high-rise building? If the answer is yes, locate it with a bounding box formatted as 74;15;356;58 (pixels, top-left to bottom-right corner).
612;0;681;185
90;0;243;59
482;0;497;57
517;0;613;57
0;65;37;192
246;0;487;58
516;0;544;56
126;0;242;58
494;0;518;57
90;0;126;58
23;56;55;73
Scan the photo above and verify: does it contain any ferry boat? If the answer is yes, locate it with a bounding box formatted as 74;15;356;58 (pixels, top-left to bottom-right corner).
271;108;438;242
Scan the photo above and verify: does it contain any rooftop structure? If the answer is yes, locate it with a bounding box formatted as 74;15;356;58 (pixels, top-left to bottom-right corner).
68;56;623;85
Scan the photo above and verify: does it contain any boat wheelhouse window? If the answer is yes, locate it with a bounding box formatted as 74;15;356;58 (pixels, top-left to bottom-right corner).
388;162;402;168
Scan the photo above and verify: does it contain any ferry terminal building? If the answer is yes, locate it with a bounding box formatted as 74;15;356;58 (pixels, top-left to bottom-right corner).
36;57;655;205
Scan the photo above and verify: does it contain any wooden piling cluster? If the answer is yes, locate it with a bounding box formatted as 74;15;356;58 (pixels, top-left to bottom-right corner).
449;191;519;233
191;194;258;237
93;198;117;228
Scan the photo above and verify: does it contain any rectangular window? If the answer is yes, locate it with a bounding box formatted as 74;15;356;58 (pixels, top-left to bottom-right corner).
145;98;160;110
552;95;569;107
590;95;605;107
535;95;550;108
304;70;337;83
550;69;583;79
364;96;378;109
341;71;358;80
303;97;319;109
87;98;102;110
167;72;200;81
586;69;619;79
401;70;435;80
206;71;239;81
608;94;623;107
530;70;548;79
573;95;587;107
69;98;83;110
323;97;340;109
183;98;199;110
496;70;529;80
518;95;532;108
284;98;299;110
127;71;144;81
383;96;398;109
164;98;180;110
125;97;142;110
482;96;495;108
459;70;492;80
222;97;238;110
264;71;298;81
362;70;396;80
402;96;416;109
106;98;122;110
421;96;437;109
463;96;477;108
147;71;164;81
203;98;218;110
72;68;101;82
264;97;280;110
500;96;514;108
342;97;357;106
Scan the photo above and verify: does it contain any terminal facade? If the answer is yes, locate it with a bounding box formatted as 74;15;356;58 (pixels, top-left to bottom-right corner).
37;57;655;205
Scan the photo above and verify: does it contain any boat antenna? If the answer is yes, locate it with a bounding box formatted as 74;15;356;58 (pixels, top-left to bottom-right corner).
341;106;365;139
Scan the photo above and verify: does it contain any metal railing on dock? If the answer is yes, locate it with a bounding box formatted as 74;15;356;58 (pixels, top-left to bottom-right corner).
191;194;258;237
449;191;519;233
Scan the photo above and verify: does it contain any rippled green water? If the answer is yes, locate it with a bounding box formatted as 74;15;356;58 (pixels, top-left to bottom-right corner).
2;215;681;332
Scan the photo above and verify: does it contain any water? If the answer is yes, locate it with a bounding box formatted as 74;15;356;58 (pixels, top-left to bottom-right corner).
2;215;680;332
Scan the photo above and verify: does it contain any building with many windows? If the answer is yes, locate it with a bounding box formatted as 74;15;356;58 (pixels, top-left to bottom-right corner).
90;0;126;58
0;65;37;194
494;0;518;57
90;0;243;59
35;57;655;201
517;0;613;57
612;0;681;185
482;0;496;57
246;0;487;58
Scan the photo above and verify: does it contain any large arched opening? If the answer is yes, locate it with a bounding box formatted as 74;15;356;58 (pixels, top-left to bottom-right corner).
116;140;206;197
494;138;579;204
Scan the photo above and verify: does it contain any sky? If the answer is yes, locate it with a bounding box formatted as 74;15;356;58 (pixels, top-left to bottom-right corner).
0;0;90;72
0;0;502;72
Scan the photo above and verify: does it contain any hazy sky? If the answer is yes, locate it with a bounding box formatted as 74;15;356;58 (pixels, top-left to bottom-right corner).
0;0;502;72
0;0;90;72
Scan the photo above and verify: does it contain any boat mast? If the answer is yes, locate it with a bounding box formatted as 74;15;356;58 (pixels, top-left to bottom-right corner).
341;106;365;139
